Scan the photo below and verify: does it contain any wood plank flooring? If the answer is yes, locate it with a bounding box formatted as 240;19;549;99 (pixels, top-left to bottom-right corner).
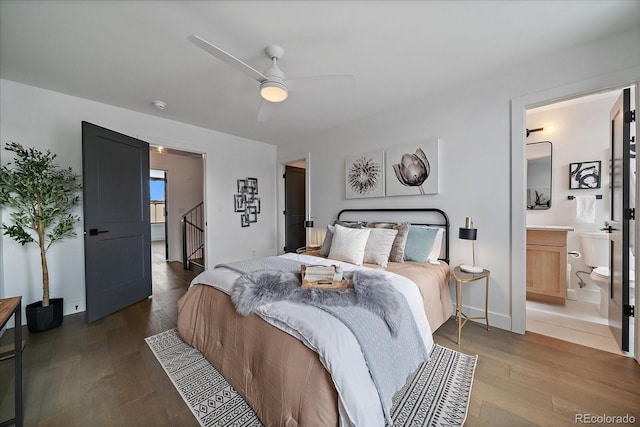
2;250;639;426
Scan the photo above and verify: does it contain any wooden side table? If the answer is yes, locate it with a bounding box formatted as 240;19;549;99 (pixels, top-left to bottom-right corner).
0;296;22;427
295;246;321;256
452;266;490;344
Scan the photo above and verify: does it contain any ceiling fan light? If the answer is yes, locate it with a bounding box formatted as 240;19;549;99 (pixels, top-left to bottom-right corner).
260;81;288;103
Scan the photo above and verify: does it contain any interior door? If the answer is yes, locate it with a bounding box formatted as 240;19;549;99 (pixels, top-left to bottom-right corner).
609;88;632;352
284;165;306;252
82;122;152;322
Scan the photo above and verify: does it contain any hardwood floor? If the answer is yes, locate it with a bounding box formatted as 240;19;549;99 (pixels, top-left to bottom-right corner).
2;251;639;426
435;321;640;426
0;245;200;426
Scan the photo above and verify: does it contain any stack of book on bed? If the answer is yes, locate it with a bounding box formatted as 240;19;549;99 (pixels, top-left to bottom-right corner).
301;265;348;289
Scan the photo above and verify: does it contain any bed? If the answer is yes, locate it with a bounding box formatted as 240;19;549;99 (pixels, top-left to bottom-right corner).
177;208;453;426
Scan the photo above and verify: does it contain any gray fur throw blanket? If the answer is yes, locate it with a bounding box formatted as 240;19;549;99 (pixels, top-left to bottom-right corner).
231;270;404;335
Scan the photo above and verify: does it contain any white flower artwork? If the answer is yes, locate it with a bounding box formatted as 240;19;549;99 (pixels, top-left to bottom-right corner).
386;139;440;196
345;150;385;199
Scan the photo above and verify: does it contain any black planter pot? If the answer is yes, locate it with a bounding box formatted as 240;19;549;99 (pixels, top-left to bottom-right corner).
25;298;64;332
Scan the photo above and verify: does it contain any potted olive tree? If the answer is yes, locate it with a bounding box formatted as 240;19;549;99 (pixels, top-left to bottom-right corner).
0;142;81;332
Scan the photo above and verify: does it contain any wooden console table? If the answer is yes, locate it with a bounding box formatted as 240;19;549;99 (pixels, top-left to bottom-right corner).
0;296;22;427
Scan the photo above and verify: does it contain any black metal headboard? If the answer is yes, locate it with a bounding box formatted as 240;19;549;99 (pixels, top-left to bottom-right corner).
335;208;450;264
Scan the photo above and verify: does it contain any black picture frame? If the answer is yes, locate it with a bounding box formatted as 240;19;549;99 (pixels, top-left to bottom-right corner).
241;212;250;227
569;160;601;189
246;177;258;194
243;189;255;203
247;205;258;223
235;177;260;227
234;194;245;212
237;179;246;194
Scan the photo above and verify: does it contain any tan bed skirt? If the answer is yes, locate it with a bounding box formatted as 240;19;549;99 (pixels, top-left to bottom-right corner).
176;261;451;426
177;284;339;427
384;261;452;331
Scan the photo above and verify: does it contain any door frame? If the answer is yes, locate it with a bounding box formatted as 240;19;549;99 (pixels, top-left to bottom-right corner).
277;152;311;254
510;66;640;361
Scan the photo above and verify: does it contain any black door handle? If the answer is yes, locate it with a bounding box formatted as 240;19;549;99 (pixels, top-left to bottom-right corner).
89;229;110;236
600;226;618;233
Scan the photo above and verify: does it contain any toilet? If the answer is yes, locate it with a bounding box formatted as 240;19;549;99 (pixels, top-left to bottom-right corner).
578;232;635;316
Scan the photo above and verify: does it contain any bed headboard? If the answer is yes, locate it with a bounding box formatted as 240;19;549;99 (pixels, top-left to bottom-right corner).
335;208;450;264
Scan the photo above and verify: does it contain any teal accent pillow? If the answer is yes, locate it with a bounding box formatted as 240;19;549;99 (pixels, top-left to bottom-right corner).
404;226;440;263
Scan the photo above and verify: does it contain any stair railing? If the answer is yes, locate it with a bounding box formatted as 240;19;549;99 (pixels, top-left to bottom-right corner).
181;202;204;270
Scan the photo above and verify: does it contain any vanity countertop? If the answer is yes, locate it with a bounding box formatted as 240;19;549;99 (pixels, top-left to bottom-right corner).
527;225;575;231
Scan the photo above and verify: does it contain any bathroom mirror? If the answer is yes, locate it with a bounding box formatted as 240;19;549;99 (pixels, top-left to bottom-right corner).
526;141;552;210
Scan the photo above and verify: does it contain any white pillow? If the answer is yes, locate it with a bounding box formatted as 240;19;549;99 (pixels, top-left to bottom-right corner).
427;228;445;262
363;228;398;267
328;224;371;265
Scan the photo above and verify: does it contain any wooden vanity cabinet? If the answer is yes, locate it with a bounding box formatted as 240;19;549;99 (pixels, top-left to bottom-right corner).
526;229;568;305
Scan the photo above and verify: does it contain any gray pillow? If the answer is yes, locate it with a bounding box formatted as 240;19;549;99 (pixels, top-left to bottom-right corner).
319;221;365;257
334;220;365;228
319;224;335;257
366;222;410;262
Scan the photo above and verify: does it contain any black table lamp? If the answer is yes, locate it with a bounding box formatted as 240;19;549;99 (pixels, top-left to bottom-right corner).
459;217;483;273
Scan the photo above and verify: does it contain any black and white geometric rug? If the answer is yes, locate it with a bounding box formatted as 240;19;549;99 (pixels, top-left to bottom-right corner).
145;329;477;427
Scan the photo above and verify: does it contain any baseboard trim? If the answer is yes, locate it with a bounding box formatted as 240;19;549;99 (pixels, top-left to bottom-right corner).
451;303;511;332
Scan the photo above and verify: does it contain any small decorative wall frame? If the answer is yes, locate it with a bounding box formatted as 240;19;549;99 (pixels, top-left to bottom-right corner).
235;177;260;227
569;160;601;189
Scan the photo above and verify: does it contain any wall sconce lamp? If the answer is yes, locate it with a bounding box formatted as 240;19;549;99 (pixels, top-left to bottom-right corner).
526;127;544;138
459;217;483;273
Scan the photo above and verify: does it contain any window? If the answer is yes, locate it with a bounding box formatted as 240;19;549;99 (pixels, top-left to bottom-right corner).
150;172;166;223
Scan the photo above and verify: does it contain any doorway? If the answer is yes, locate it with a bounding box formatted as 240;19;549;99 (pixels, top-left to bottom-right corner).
522;88;637;356
284;162;306;252
148;144;204;304
278;155;310;254
149;146;204;264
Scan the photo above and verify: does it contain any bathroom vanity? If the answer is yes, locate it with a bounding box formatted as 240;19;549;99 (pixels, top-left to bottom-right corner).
526;226;573;305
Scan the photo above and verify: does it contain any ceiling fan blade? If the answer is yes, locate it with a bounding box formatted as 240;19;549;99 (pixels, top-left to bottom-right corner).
188;35;266;83
257;99;275;123
286;75;355;92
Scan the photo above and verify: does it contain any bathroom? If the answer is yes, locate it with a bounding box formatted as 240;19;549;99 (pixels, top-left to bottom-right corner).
525;88;636;356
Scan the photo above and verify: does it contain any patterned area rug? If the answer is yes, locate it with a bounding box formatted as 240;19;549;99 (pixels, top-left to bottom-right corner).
145;329;477;427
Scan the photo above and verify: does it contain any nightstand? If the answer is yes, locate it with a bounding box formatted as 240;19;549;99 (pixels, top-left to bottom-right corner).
295;246;321;256
452;266;490;344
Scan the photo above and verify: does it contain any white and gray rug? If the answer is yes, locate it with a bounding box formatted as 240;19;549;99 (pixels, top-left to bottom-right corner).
145;329;477;427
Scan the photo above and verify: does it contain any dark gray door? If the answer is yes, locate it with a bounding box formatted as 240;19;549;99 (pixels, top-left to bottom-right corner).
82;122;151;322
284;165;306;252
608;88;633;352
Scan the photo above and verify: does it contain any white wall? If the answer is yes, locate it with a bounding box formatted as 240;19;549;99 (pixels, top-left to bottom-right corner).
279;27;640;332
149;151;203;261
0;79;277;321
526;93;619;298
151;223;165;242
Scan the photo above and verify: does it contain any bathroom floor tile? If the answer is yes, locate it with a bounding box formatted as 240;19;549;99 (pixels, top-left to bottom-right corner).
525;300;626;355
571;329;623;355
526;319;574;342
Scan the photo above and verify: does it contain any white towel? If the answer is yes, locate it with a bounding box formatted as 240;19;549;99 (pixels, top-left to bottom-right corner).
576;195;596;223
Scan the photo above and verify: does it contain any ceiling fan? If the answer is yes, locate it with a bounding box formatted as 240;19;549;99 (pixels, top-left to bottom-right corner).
188;35;355;122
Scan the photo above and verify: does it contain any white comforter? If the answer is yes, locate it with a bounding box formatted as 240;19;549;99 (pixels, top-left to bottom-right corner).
190;253;434;427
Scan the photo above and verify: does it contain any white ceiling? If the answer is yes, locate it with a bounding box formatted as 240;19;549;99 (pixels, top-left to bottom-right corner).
1;1;639;147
